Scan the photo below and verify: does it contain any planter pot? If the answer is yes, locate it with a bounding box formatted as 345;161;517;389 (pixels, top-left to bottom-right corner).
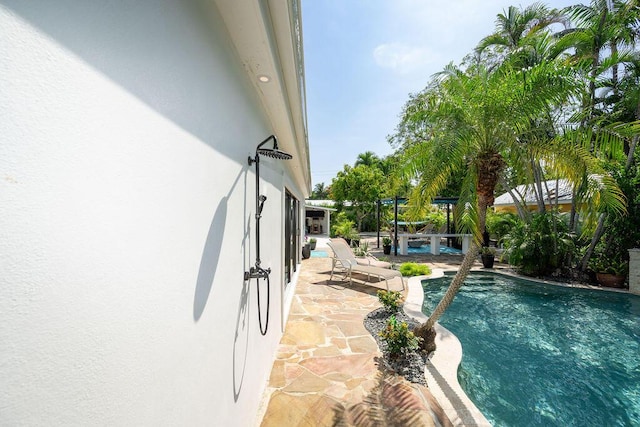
383;245;391;255
596;272;626;288
309;241;316;250
481;254;495;268
302;244;311;259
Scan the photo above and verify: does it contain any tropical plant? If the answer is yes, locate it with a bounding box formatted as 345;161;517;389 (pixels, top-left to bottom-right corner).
475;2;566;68
555;0;638;124
485;210;520;243
398;262;431;277
354;151;381;168
331;215;355;239
378;315;422;357
589;242;629;275
480;246;496;256
310;182;330;199
353;241;370;257
502;211;577;276
332;369;428;426
392;47;626;349
377;290;404;313
382;236;392;246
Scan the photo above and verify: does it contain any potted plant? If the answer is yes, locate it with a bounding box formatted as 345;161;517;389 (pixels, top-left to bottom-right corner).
308;237;317;250
382;237;392;255
480;246;496;268
590;255;627;288
302;242;311;259
345;229;360;247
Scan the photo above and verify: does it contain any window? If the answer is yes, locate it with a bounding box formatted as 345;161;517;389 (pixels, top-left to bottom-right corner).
284;191;299;285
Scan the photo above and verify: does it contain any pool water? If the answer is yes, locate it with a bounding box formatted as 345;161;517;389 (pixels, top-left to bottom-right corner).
422;273;640;426
393;244;462;255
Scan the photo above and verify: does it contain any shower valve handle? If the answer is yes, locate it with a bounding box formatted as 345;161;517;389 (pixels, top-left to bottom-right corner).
244;265;271;281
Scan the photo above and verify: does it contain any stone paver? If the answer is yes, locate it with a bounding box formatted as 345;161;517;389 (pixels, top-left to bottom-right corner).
258;242;454;427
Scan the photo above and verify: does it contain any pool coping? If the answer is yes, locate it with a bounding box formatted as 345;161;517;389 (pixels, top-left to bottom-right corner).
403;269;491;426
404;267;637;426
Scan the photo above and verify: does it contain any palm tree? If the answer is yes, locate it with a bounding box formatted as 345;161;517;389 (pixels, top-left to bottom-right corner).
476;4;571;215
354;151;382;172
476;2;566;67
393;58;625;351
555;0;638;123
554;0;639;262
311;182;329;199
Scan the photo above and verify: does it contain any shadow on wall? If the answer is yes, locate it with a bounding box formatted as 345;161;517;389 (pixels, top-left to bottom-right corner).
233;275;251;401
233;214;254;401
193;165;249;320
193;196;228;321
191;165;253;400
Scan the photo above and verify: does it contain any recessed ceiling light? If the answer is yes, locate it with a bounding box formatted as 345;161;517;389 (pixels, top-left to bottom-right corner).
258;75;270;83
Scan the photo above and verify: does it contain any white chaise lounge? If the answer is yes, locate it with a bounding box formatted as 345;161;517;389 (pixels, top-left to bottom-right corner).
327;238;405;291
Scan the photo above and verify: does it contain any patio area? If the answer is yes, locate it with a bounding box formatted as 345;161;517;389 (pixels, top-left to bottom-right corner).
256;237;483;426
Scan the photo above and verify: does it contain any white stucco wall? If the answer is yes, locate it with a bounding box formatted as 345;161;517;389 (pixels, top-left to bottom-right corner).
0;2;304;425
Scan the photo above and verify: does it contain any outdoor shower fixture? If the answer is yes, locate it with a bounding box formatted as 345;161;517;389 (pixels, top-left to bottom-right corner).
244;135;292;335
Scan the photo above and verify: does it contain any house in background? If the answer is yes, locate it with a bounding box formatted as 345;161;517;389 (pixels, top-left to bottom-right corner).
493;179;574;214
0;1;309;425
304;200;336;235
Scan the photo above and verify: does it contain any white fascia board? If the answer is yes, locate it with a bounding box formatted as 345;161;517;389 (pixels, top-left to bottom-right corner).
213;0;310;195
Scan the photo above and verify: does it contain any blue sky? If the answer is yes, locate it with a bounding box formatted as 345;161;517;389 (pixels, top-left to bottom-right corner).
302;0;577;188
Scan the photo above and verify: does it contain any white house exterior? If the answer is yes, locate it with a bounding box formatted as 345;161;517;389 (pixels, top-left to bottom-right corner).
0;1;309;425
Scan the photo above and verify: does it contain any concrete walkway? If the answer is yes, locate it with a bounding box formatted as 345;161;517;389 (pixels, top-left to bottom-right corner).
258;238;452;426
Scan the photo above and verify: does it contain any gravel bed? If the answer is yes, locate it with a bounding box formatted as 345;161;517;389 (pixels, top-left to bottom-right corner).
364;307;429;386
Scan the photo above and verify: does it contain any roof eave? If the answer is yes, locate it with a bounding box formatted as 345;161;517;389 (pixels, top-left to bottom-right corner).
213;0;311;196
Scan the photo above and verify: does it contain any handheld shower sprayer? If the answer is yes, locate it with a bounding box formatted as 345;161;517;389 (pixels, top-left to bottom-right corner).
244;135;293;335
258;195;267;217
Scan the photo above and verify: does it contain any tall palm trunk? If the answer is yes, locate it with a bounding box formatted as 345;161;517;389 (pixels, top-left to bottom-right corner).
533;160;547;213
414;153;504;351
414;200;487;350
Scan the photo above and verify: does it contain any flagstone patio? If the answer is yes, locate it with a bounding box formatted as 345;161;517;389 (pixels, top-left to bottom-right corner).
257;238;456;426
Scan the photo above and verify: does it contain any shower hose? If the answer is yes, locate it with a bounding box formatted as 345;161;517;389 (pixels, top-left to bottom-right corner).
256;274;270;336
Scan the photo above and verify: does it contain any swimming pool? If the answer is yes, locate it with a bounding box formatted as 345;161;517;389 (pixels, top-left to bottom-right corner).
393;244;462;255
422;272;640;426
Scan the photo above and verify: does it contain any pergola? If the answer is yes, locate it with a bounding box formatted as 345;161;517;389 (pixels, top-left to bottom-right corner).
376;196;459;256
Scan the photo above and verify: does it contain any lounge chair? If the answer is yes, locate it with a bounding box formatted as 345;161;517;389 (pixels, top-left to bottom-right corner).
327;239;405;290
330;238;392;269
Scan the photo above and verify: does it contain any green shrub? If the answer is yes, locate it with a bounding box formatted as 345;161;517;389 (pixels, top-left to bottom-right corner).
399;262;431;277
379;315;422;357
502;211;576;276
486;211;519;243
377;290;404;312
330;212;355;238
353;241;370;257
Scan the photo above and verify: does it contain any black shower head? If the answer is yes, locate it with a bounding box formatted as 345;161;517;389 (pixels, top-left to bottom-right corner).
256;147;293;160
248;134;293;165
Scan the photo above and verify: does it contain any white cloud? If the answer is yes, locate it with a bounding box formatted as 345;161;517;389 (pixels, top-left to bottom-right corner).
373;43;438;75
